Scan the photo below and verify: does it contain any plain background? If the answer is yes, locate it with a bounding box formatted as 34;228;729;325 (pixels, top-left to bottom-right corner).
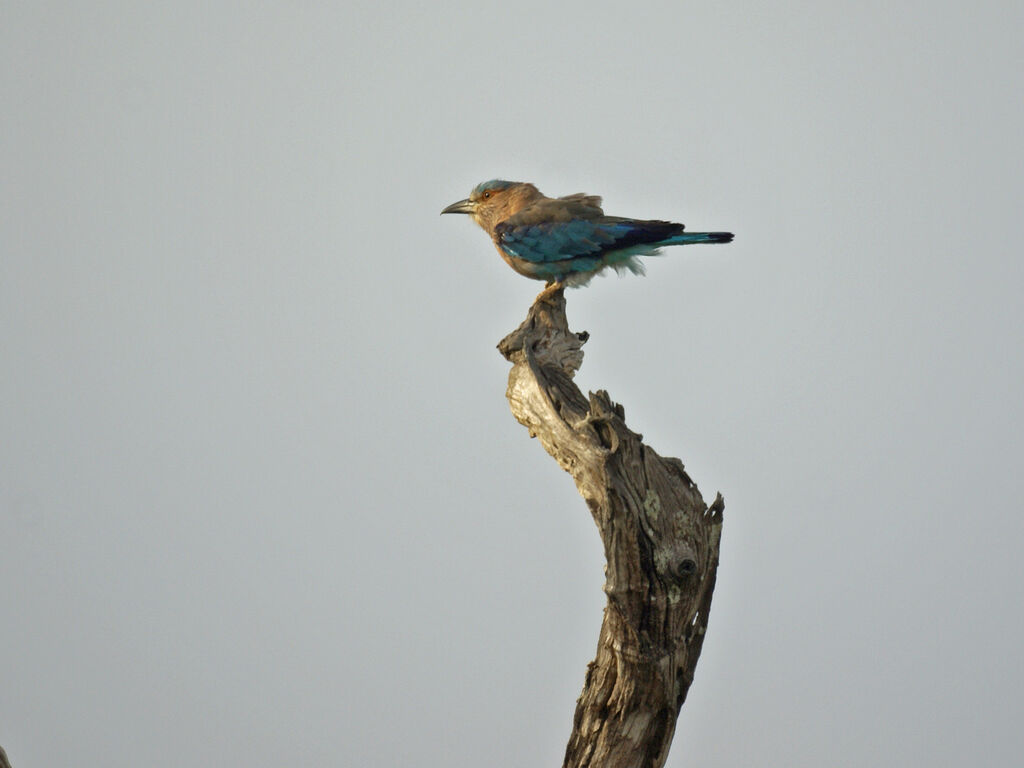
3;1;1022;765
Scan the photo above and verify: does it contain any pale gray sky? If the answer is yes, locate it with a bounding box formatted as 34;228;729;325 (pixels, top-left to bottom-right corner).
3;1;1022;766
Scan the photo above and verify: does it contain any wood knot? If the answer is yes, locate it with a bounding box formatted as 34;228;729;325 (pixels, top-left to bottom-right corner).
655;539;699;585
674;558;698;580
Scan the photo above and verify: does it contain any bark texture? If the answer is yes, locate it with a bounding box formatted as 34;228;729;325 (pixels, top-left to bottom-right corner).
498;288;723;768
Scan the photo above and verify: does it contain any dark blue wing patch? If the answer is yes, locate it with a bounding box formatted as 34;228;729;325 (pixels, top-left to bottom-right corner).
495;219;684;264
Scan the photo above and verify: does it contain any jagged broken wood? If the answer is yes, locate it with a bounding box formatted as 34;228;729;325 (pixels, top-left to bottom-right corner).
498;287;724;768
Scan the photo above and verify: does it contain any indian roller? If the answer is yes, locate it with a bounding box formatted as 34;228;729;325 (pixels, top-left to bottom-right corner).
441;180;733;288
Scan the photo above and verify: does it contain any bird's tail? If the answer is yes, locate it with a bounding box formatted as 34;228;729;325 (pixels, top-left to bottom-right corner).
663;231;734;245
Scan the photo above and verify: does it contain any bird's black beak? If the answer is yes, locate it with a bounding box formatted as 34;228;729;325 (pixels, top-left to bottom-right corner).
441;198;475;215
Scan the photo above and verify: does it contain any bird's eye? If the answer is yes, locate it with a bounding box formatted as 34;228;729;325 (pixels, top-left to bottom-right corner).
482;191;491;199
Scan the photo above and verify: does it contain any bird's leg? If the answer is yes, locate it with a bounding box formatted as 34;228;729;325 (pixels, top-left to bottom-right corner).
535;281;566;307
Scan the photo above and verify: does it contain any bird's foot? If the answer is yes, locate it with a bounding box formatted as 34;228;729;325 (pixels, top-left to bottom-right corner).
535;281;565;308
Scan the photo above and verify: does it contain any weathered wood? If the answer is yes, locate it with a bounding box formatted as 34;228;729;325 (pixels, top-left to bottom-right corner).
498;287;723;768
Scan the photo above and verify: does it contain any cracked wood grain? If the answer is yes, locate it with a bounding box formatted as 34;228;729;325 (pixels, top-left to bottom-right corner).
498;287;723;768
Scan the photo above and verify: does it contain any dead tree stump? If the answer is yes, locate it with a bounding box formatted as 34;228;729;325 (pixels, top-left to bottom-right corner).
497;287;724;768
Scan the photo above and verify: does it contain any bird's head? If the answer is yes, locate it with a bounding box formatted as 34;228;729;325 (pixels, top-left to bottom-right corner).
441;180;541;233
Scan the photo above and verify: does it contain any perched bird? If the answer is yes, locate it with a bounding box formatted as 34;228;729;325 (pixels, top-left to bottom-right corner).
441;179;733;288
